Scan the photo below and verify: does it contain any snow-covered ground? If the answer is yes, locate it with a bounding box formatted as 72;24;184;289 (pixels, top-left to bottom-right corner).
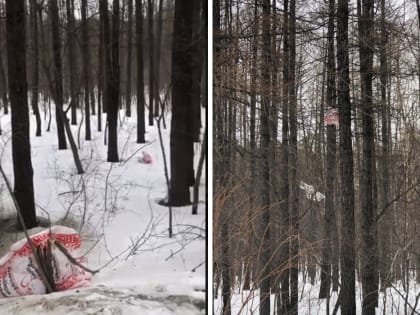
214;274;420;314
0;107;206;314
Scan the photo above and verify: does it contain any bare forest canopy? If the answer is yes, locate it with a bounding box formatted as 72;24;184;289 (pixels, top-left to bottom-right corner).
0;0;174;102
214;0;419;314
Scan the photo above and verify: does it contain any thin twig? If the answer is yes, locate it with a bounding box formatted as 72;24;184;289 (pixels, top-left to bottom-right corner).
120;140;156;166
375;182;420;222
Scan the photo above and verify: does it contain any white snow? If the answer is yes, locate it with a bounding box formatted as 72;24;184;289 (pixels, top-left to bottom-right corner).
214;275;420;314
0;106;206;314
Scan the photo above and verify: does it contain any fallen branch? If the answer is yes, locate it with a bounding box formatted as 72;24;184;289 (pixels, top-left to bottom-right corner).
191;261;205;272
52;239;99;275
58;190;82;196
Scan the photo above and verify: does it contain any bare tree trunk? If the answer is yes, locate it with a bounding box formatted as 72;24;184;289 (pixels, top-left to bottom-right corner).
50;0;67;150
0;15;8;115
191;0;202;142
90;80;95;115
270;0;281;297
81;0;91;141
50;0;83;174
358;0;377;313
243;0;258;293
0;53;7;115
98;1;105;131
0;5;9;116
147;0;155;123
107;0;120;162
6;0;38;229
136;0;145;143
279;0;290;313
288;1;298;314
214;1;231;312
125;0;133;117
319;0;337;300
201;0;207;228
379;0;393;291
169;0;194;206
259;0;271;314
154;0;164;118
100;0;111;118
337;0;356;313
192;123;206;215
66;0;78;125
30;0;41;136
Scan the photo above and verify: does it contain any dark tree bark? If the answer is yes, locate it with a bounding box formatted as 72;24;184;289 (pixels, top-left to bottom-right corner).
191;0;202;143
337;0;356;313
50;0;67;150
169;0;194;206
200;0;206;112
136;0;146;143
279;0;290;313
0;13;8;116
37;9;52;132
125;0;133;117
201;0;207;227
288;1;299;314
214;0;231;313
100;0;111;118
192;0;207;216
81;0;91;141
192;123;206;215
243;0;258;293
0;55;7;116
50;0;84;174
66;0;78;125
6;0;37;229
98;0;105;131
270;0;280;297
147;0;155;123
107;0;120;162
259;0;271;314
90;79;95;115
378;0;392;290
29;0;41;137
0;33;8;116
379;0;392;291
154;0;164;120
359;0;377;313
319;0;338;300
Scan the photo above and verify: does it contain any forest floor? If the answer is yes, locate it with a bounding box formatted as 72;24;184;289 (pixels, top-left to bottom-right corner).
214;274;420;314
0;108;206;314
